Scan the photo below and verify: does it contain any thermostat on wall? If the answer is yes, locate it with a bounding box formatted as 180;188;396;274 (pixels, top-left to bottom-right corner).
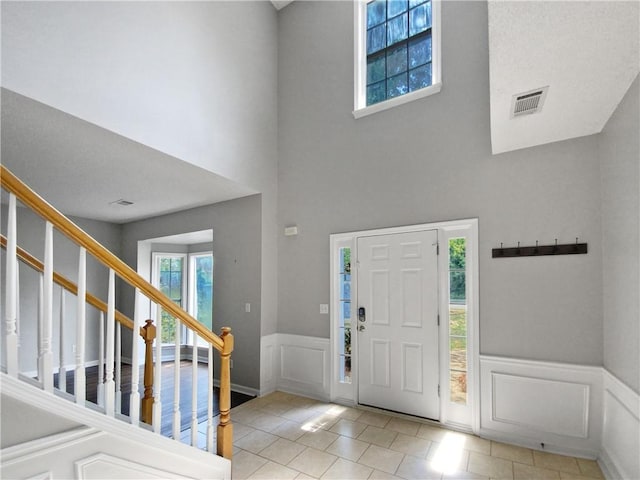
284;226;299;236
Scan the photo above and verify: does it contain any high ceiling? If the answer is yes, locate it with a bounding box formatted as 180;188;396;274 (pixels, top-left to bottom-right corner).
1;89;256;224
1;1;638;224
488;0;639;154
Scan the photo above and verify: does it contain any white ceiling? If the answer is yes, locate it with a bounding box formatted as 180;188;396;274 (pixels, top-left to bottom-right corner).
489;0;639;154
1;89;257;224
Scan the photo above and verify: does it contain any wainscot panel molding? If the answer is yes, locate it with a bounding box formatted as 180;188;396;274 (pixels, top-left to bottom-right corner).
259;334;331;401
479;355;602;458
599;369;640;480
260;334;278;396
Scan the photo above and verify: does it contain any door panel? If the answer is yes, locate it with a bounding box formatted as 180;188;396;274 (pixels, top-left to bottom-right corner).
357;229;439;419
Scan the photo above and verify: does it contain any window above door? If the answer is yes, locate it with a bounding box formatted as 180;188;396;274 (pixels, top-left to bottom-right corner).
354;0;442;118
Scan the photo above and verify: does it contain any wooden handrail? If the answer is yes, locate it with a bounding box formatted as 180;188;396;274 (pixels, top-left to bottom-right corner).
0;234;138;333
1;165;224;352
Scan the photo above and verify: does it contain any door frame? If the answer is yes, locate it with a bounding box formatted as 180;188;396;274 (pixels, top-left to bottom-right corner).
329;219;479;432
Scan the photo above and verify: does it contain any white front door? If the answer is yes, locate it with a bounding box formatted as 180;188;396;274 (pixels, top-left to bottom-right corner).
357;229;440;419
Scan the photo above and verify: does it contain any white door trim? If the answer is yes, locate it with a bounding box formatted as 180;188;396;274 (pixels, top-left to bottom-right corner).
329;219;479;431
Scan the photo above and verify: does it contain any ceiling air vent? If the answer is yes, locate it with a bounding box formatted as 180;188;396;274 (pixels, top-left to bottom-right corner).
511;86;549;118
110;199;134;206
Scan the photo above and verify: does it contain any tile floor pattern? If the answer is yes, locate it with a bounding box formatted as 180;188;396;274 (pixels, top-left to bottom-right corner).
184;392;605;480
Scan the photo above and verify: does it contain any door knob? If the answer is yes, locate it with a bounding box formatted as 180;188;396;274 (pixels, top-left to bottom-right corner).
358;325;365;332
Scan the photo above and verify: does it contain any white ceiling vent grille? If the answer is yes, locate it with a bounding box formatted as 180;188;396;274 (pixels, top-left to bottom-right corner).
511;86;549;118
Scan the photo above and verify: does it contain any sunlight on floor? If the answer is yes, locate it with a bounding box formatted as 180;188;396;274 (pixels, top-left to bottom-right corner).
430;431;466;474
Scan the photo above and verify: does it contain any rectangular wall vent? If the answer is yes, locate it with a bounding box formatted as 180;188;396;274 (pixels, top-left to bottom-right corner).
511;86;549;118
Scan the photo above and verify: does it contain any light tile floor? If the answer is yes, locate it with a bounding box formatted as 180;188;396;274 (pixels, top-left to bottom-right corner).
185;391;605;480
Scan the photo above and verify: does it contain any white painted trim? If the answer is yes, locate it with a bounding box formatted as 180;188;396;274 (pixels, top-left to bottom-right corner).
260;334;278;396
278;334;331;401
74;453;194;480
0;372;230;474
211;378;259;398
479;355;602;458
1;427;102;465
599;369;639;480
329;219;479;431
353;0;443;118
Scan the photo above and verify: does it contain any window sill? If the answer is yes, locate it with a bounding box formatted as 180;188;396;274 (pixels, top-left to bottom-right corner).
352;82;442;119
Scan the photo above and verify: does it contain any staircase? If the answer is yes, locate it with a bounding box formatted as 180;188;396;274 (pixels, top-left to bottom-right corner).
0;165;234;479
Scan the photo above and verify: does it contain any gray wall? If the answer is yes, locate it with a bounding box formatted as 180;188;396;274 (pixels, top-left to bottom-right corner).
120;195;262;390
1;206;122;372
2;0;279;339
277;1;603;365
599;76;640;393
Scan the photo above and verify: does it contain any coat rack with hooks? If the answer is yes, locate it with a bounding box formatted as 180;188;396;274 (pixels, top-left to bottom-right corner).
492;238;588;258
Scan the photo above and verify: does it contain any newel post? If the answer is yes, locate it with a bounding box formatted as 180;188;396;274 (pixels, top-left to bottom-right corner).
141;319;156;424
217;327;234;459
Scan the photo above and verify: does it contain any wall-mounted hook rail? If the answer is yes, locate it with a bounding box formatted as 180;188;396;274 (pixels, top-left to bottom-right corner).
492;239;587;258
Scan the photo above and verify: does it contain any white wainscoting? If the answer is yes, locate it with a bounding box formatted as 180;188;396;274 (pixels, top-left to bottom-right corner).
599;370;640;480
260;334;330;400
479;355;602;458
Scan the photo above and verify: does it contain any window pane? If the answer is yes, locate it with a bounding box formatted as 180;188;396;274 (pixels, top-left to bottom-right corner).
171;258;183;271
388;0;408;18
408;34;431;68
387;13;408;46
409;2;431;36
367;54;386;85
367;24;386;54
409;0;426;8
449;238;466;269
342;301;351;322
339;355;352;384
161;310;177;343
367;80;386;105
387;43;407;77
450;337;467;370
449;305;467;336
343;327;352;355
450;271;466;303
409;64;431;91
450;371;467;404
195;255;213;330
341;276;351;300
388;72;408;98
367;0;386;29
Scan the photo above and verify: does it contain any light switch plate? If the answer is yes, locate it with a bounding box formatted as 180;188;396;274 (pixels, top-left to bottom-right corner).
319;304;329;314
245;303;251;313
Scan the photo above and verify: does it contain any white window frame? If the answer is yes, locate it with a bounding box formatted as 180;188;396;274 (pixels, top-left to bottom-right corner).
329;219;479;432
353;0;442;119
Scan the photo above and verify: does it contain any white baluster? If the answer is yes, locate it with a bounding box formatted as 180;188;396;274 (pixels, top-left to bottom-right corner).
75;248;87;406
172;320;181;440
97;311;105;407
39;221;54;392
129;289;143;425
207;344;214;453
115;322;122;414
191;337;198;447
4;193;18;376
152;306;163;434
104;269;116;416
58;289;66;392
38;274;43;374
16;264;20;348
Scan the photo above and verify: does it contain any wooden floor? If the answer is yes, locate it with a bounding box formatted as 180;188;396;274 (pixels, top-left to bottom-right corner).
56;360;254;436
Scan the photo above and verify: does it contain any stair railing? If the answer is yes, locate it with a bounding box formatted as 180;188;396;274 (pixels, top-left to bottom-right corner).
1;165;234;459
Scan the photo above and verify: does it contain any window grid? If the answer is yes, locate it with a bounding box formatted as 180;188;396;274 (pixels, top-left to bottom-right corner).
338;247;352;384
448;238;467;405
366;0;433;106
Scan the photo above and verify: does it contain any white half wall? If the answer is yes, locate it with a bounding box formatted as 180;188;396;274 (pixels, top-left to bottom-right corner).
479;355;602;458
260;334;330;400
599;370;640;480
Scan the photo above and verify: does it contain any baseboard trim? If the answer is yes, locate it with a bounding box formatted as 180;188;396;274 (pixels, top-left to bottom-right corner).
212;379;259;398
